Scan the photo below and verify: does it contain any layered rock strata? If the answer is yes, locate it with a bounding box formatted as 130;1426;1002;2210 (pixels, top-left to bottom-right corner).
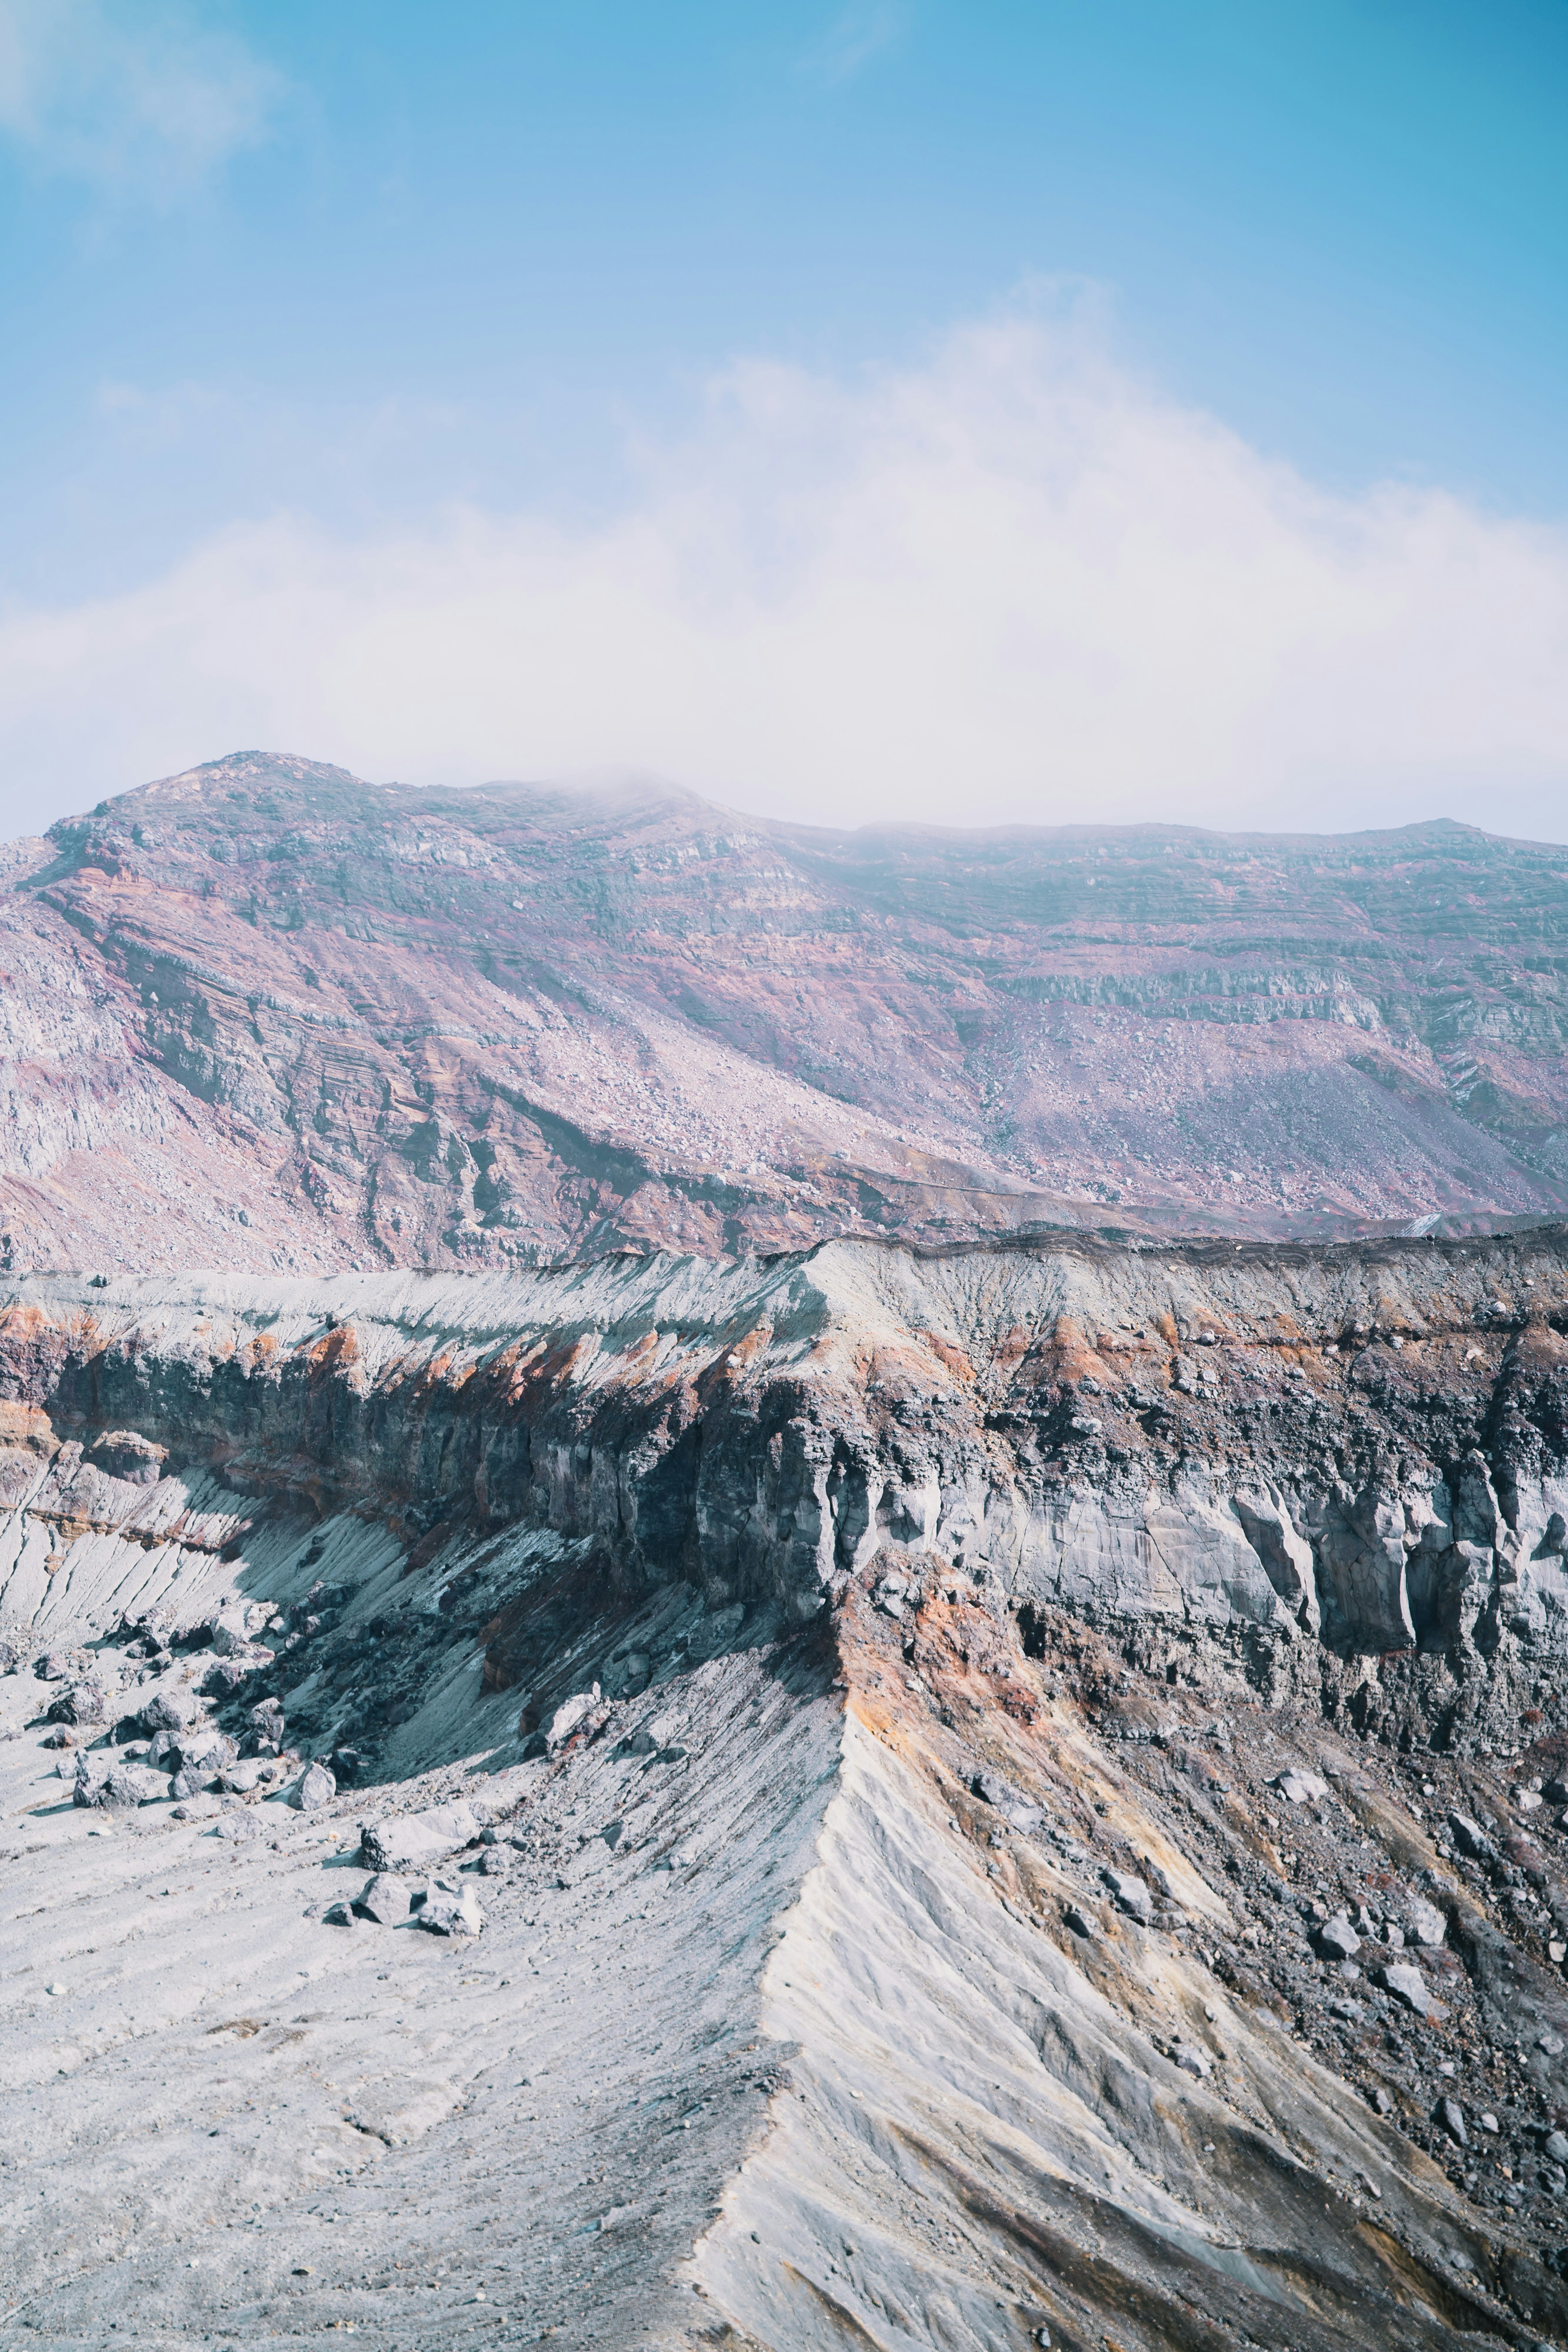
4;749;1568;1273
2;1231;1568;2345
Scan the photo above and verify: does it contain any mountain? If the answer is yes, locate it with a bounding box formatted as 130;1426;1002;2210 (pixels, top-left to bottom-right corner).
2;748;1566;1275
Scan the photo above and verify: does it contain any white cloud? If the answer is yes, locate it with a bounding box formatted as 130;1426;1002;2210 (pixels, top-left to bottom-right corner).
0;0;281;198
3;304;1568;840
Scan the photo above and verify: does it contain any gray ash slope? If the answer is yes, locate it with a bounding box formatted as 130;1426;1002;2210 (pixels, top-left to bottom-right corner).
3;1230;1568;2346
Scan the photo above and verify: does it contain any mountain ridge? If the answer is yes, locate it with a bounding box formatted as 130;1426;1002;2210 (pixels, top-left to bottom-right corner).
0;747;1565;1280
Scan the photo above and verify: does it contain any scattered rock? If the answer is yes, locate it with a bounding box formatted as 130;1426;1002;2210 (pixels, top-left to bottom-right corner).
1316;1915;1361;1962
1379;1961;1433;2015
212;1809;263;1844
140;1688;197;1733
972;1769;1049;1833
1101;1869;1152;1923
1170;2040;1212;2080
1543;2130;1568;2166
1403;1896;1447;1949
417;1878;485;1937
600;1650;651;1699
75;1761;160;1810
478;1845;512;1875
546;1690;600;1749
1446;1812;1492;1861
34;1649;86;1683
203;1654;270;1697
1274;1769;1328;1804
354;1872;414;1925
321;1899;356;1927
360;1801;483;1873
1436;2097;1467;2148
290;1762;337;1812
46;1682;108;1727
1063;1905;1098;1940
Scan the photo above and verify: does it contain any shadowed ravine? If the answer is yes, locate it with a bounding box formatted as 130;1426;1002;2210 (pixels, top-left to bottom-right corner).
2;1231;1568;2347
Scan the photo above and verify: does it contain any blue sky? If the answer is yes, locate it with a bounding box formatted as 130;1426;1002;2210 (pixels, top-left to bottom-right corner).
2;0;1566;837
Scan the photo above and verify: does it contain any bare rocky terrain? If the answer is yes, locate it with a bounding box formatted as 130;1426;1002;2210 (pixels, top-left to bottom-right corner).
2;750;1568;1273
4;1231;1568;2347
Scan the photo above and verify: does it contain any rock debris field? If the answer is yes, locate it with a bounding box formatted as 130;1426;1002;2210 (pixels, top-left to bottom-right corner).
1;1233;1568;2346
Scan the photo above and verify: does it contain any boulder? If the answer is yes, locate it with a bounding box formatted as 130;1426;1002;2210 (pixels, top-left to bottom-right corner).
354;1872;415;1925
1170;2040;1212;2080
972;1770;1048;1833
1315;1915;1361;1962
290;1762;337;1812
1102;1869;1153;1924
1274;1769;1328;1805
34;1649;87;1683
203;1652;272;1697
1447;1812;1492;1861
212;1809;263;1844
1544;2130;1568;2167
417;1878;485;1938
1063;1905;1098;1940
1436;2098;1467;2147
546;1690;599;1750
1380;1961;1433;2014
360;1801;482;1874
600;1651;651;1700
140;1688;197;1734
1404;1895;1447;1948
47;1682;108;1727
164;1730;236;1791
76;1760;161;1810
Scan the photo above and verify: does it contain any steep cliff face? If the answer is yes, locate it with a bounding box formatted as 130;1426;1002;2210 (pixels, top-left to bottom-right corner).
4;1237;1568;2349
3;749;1568;1272
2;1228;1567;1755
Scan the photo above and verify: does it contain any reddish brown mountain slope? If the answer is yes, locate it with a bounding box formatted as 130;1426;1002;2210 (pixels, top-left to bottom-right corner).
1;749;1566;1273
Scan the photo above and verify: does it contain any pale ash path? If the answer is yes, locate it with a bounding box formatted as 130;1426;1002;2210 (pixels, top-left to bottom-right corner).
0;1626;842;2349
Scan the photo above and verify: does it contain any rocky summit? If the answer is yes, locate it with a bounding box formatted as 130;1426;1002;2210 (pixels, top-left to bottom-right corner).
5;756;1568;2350
1;749;1568;1274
